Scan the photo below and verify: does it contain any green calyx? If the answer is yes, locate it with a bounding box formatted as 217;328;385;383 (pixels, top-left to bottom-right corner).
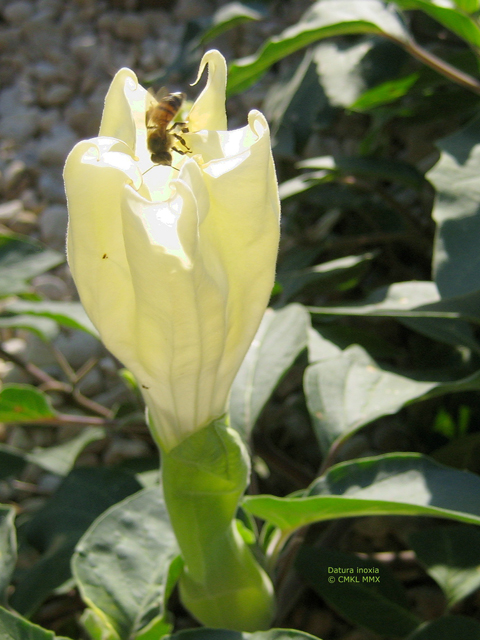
161;419;275;631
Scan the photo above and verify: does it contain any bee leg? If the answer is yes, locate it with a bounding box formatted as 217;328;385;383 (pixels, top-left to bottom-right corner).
170;121;190;134
171;146;188;156
172;133;191;151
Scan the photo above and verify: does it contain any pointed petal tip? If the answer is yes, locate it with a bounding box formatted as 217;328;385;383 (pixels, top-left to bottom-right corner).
188;50;227;132
191;50;227;87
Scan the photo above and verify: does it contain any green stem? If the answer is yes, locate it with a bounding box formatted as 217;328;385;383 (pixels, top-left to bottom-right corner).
400;37;480;95
161;419;275;631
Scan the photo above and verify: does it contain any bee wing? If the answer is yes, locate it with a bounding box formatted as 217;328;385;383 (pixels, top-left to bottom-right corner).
145;87;170;127
155;86;169;100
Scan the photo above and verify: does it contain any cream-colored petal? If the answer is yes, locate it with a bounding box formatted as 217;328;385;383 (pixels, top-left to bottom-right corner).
120;181;230;450
188;50;227;132
193;111;280;406
99;68;139;151
64;139;146;370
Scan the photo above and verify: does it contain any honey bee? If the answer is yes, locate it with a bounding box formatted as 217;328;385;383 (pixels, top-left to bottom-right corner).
145;89;189;167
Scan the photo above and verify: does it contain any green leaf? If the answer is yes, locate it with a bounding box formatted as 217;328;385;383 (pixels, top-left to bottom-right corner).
428;116;480;298
0;236;64;298
198;2;262;45
433;432;480;473
390;0;480;47
26;427;106;476
308;281;480;351
406;615;480;639
299;155;426;189
350;72;419;111
296;547;420;637
227;0;410;95
5;300;98;337
0;386;57;424
80;607;119;640
73;487;178;640
311;39;373;108
409;525;480;607
0;506;16;605
264;48;331;156
0;446;25;480
242;453;480;531
278;253;375;302
166;629;320;640
0;606;58;640
133;616;171;640
0;315;58;342
280;154;426;201
454;0;480;12
11;468;141;617
304;338;480;455
230;305;309;439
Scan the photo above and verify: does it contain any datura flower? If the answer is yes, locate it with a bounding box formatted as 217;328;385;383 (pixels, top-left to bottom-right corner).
64;50;280;452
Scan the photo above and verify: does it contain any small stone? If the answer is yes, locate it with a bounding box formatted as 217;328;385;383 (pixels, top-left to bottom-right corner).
20;189;42;213
39;83;73;107
31;61;59;82
2;0;33;24
115;13;148;40
38;171;67;203
39;204;68;250
2;337;27;356
156;35;181;66
9;210;37;234
173;0;210;20
70;34;97;63
76;368;104;396
3;161;36;199
65;98;99;138
38;109;61;134
37;124;77;165
36;0;62;18
0;200;23;221
0;29;21;55
98;356;119;376
0;108;41;143
96;11;116;31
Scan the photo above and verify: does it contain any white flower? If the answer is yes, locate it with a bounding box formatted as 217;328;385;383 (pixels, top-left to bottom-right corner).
64;50;280;452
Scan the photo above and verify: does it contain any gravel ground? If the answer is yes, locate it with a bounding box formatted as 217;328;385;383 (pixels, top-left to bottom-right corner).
1;2;473;638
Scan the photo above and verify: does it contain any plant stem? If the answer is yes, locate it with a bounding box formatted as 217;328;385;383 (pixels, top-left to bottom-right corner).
399;37;480;95
161;419;275;631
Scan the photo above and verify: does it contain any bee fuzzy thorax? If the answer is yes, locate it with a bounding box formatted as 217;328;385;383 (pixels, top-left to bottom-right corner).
146;90;188;167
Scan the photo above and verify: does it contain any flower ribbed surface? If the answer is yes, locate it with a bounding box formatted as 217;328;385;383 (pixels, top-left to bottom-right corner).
64;50;280;452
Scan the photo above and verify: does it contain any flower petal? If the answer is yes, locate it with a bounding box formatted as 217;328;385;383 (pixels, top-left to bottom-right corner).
99;68;139;151
64;138;140;367
121;180;231;450
184;111;280;407
188;50;227;132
